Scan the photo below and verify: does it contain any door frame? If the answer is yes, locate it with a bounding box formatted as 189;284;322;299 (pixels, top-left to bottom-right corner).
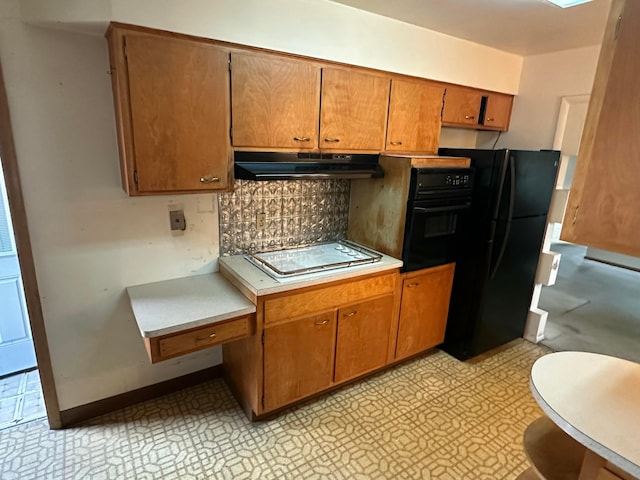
0;62;61;428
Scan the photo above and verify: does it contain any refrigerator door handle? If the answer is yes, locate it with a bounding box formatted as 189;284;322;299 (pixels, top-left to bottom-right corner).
490;156;516;279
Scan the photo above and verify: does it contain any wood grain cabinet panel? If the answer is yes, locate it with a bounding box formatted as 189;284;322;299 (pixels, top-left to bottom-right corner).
483;92;513;130
230;52;320;149
263;312;337;411
386;79;444;154
395;263;455;360
442;87;483;127
107;26;231;195
334;295;394;383
320;68;390;151
263;273;396;325
561;0;640;256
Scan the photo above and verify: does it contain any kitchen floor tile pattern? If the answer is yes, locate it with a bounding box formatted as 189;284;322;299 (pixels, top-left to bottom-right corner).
0;341;549;479
0;369;46;431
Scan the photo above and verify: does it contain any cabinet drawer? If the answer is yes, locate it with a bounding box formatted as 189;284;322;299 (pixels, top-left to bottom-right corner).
264;272;397;325
146;315;254;363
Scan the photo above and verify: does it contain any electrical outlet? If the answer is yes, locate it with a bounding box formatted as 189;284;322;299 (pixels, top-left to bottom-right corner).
169;210;186;231
256;212;266;230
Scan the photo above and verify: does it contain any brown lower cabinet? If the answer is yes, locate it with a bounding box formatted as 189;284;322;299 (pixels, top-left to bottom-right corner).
396;263;455;360
263;312;337;411
223;265;455;419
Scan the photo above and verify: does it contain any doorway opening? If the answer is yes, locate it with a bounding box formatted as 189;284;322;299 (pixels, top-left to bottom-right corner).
0;158;46;429
536;94;640;362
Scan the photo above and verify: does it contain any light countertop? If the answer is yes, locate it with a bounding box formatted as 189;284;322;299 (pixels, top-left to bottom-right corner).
127;273;256;338
530;351;640;477
220;251;403;298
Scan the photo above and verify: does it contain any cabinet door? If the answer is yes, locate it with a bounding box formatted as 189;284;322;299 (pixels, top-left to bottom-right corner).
483;93;513;131
263;312;336;411
231;52;320;149
334;295;394;383
396;264;455;360
386;79;444;153
442;87;482;126
319;68;390;151
121;33;230;194
561;0;640;256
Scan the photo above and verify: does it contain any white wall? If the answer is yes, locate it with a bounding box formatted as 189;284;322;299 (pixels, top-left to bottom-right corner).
4;0;524;410
478;45;600;150
22;0;523;94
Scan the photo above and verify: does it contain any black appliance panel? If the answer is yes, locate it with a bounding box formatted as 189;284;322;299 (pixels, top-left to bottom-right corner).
402;167;474;272
495;151;560;220
470;215;548;355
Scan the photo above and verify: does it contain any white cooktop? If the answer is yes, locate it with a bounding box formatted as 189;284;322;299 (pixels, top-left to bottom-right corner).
247;241;382;278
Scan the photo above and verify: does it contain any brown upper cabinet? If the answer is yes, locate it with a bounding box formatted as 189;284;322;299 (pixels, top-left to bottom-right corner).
386;79;445;154
483;92;514;130
319;68;391;152
561;0;640;256
106;24;232;195
230;52;321;149
442;85;513;132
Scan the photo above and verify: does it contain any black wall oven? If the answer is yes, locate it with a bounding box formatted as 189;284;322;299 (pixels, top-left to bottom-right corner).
402;168;474;271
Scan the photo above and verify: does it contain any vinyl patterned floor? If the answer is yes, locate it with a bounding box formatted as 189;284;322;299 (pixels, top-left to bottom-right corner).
0;369;46;431
0;341;549;480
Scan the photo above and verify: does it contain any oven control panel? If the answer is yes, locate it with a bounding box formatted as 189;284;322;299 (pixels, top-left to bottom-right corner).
444;173;471;187
414;167;475;193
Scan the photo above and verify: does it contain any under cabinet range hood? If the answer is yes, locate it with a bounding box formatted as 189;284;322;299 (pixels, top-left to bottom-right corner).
233;151;384;180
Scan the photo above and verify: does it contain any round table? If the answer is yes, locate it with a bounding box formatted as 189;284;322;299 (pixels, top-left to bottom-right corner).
530;351;640;479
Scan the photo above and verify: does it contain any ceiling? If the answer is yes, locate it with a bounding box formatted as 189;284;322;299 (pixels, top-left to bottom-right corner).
329;0;612;56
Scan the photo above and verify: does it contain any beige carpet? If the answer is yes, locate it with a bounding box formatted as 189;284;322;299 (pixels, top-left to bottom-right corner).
0;341;549;480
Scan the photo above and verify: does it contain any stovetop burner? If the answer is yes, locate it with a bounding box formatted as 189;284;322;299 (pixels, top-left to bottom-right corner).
246;240;382;279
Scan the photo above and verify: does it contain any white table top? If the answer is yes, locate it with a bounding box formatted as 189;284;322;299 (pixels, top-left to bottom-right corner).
127;273;256;338
530;351;640;478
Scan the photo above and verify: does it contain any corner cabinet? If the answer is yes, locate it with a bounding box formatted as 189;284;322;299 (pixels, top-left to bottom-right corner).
395;264;455;361
561;0;640;256
385;79;444;154
106;24;232;195
442;86;513;132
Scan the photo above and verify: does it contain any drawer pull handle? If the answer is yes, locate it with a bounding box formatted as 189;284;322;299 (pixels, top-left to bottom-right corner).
324;138;340;143
390;141;403;145
314;319;329;326
200;176;221;184
344;311;357;317
407;282;420;288
195;332;216;343
486;117;495;122
294;137;311;142
465;115;475;120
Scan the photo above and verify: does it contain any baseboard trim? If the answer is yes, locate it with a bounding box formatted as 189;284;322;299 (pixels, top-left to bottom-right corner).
59;365;223;428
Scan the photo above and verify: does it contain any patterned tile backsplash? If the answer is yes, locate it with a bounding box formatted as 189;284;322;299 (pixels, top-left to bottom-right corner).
218;179;351;256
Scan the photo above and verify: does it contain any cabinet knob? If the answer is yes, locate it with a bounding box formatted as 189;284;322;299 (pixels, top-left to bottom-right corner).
293;137;311;142
407;282;420;288
195;332;216;343
465;115;475;120
200;176;221;184
324;138;340;143
390;141;403;146
314;319;329;326
344;311;357;317
486;117;495;122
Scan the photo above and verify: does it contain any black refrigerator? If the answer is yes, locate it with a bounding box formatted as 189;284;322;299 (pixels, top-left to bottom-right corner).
438;148;559;360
